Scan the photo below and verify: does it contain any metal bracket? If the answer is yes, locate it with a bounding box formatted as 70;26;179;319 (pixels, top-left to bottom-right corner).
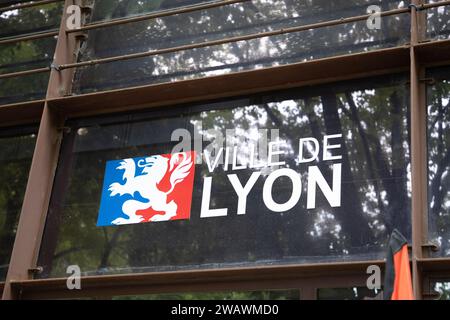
80;5;94;14
57;126;72;134
408;4;425;11
422;242;440;252
75;0;94;11
422;291;442;300
73;32;88;42
28;266;43;275
419;77;436;85
50;63;61;72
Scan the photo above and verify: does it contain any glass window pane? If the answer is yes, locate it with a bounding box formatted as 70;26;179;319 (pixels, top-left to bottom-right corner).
89;0;216;22
0;1;63;105
317;287;382;300
426;1;450;41
81;0;407;60
0;72;49;105
0;2;63;38
0;0;35;6
74;0;409;93
38;74;411;278
432;281;450;300
113;289;299;300
0;38;56;75
427;66;450;257
87;0;405;23
73;13;409;94
0;126;38;282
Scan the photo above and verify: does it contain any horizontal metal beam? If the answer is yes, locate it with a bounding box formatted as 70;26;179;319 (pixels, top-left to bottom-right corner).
11;260;384;299
0;0;63;13
0;100;44;127
58;7;410;70
417;257;450;273
0;29;58;45
66;0;250;34
414;39;450;66
48;46;411;118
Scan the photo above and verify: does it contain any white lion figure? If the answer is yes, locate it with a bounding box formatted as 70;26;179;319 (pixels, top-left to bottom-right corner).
108;152;193;225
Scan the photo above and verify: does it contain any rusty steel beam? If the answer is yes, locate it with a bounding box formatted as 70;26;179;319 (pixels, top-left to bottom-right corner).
0;100;45;127
10;260;383;299
48;46;411;118
410;0;428;301
1;0;79;300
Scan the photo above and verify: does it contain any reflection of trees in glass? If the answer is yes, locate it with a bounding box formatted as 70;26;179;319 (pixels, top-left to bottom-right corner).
0;129;37;281
0;2;63;104
434;282;450;300
427;68;450;256
426;2;450;40
190;77;410;250
0;3;61;38
317;286;382;300
113;289;299;300
38;75;411;278
74;0;408;93
433;281;450;300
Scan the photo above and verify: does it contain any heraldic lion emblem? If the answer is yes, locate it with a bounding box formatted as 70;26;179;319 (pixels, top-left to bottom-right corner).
103;151;195;225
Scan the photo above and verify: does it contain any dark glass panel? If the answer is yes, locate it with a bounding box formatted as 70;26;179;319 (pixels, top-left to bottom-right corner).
0;2;63;105
0;2;63;38
73;14;409;94
87;0;404;23
427;66;450;257
0;0;31;6
0;72;49;105
432;281;450;300
38;74;411;278
74;0;408;93
113;289;299;300
0;38;56;75
0;0;41;4
317;287;382;300
0;126;38;281
89;0;216;22
426;3;450;41
81;0;406;60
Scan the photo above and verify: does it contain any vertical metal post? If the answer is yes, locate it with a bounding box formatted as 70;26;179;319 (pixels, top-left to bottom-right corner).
300;284;317;300
2;0;80;299
410;0;428;300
